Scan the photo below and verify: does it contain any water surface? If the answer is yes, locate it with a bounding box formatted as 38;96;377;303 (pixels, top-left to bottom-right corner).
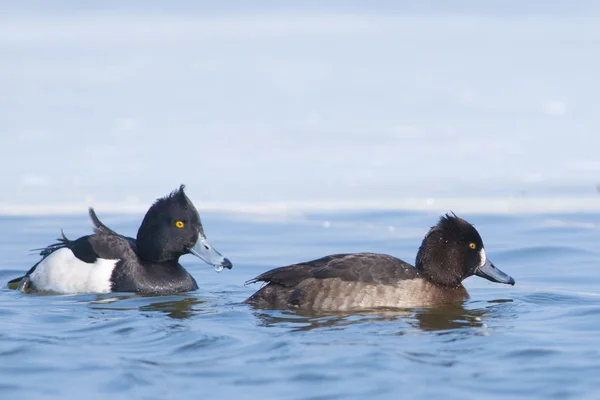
1;210;599;399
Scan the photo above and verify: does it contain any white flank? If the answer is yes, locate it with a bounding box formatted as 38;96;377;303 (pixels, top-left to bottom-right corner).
29;248;116;294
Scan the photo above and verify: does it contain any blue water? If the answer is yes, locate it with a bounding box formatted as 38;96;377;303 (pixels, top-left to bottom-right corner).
1;210;600;399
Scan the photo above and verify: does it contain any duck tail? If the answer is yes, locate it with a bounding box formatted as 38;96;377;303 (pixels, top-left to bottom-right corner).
29;229;71;258
7;276;23;290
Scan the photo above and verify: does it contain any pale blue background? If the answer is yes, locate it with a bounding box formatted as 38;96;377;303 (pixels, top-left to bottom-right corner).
2;4;600;398
1;0;599;213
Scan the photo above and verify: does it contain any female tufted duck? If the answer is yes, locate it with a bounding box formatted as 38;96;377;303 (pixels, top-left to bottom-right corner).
244;213;513;311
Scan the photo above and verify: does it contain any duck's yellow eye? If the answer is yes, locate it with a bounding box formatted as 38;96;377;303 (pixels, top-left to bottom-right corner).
175;221;185;229
469;242;476;249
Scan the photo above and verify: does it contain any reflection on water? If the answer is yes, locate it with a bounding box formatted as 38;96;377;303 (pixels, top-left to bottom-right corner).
250;299;514;334
90;294;206;320
251;309;403;332
139;297;205;320
411;305;488;332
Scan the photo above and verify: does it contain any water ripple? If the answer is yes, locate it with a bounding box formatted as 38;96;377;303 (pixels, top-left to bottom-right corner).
2;212;600;399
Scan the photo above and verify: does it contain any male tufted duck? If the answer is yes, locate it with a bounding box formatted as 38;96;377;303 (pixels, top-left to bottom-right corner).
8;185;232;294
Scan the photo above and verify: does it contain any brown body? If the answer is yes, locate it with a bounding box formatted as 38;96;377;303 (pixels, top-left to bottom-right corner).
244;253;469;311
245;214;515;312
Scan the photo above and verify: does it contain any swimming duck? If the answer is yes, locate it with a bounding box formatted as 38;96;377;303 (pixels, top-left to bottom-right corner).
8;185;232;294
244;213;513;311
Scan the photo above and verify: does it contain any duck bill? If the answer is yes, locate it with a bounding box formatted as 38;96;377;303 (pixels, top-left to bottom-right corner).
475;258;515;285
189;235;232;270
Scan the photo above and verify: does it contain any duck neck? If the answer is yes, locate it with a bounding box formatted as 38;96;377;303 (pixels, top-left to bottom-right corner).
419;269;464;288
415;238;468;288
136;233;182;263
415;258;464;288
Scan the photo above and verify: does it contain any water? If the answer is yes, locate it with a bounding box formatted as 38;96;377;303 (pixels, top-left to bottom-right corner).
1;210;600;399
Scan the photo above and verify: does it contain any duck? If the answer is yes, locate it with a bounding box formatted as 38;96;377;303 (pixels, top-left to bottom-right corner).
244;213;514;311
7;185;232;294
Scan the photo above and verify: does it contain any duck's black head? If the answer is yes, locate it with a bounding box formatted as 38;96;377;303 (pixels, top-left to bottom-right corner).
415;213;514;288
136;185;232;269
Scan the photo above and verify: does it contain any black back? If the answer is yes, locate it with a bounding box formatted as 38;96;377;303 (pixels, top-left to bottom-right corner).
24;208;137;273
246;253;421;288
